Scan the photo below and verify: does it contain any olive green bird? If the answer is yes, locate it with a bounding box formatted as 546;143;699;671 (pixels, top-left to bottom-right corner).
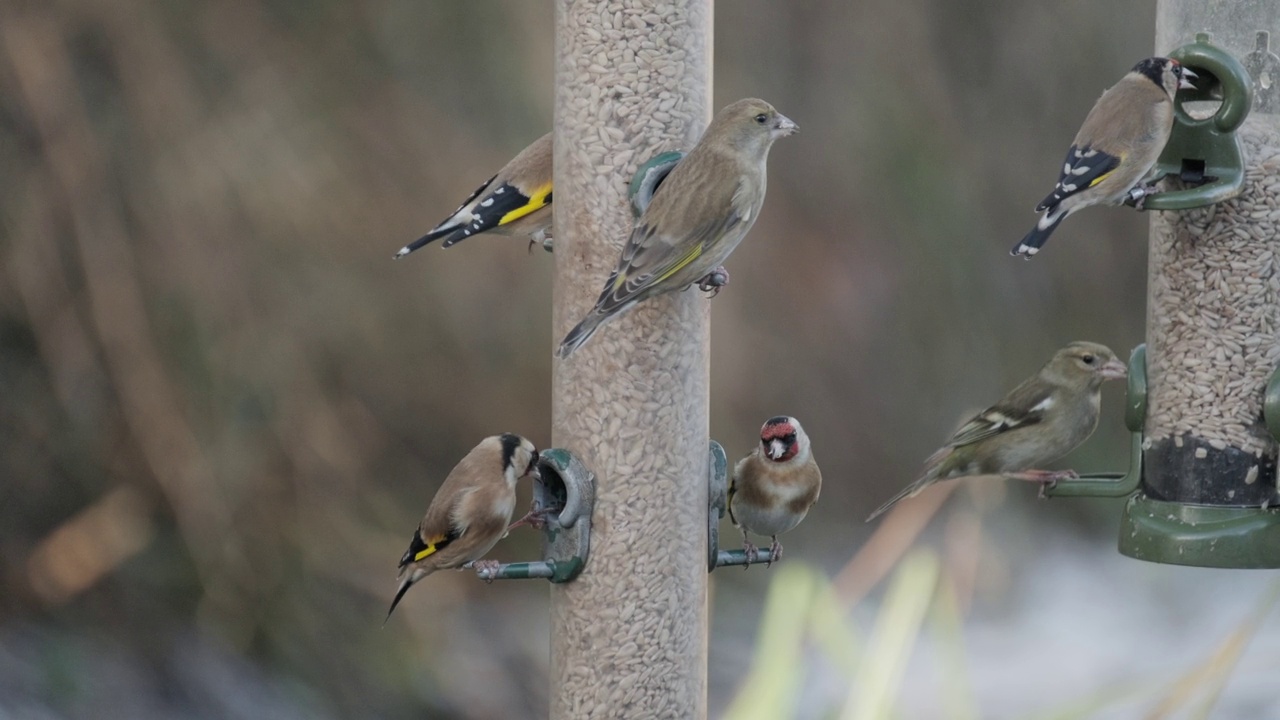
867;342;1127;521
556;98;797;358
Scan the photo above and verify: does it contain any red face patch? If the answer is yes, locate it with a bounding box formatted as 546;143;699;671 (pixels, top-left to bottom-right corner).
761;422;795;442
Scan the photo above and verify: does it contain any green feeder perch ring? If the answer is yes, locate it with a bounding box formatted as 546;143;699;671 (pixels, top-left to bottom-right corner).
707;440;728;572
1142;34;1253;211
1124;344;1147;434
629;151;685;218
1045;344;1146;499
1243;31;1280;114
1264;362;1280;444
706;439;778;570
474;448;595;583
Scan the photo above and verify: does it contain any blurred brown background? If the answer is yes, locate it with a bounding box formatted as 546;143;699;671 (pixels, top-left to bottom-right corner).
10;1;1271;718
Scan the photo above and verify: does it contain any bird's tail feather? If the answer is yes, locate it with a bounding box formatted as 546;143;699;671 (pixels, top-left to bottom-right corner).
1010;207;1068;258
383;577;415;624
865;474;937;522
440;228;478;248
394;226;463;259
556;312;607;358
865;479;926;517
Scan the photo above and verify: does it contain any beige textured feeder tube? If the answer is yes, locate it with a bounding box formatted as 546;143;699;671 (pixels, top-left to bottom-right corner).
1145;1;1280;505
551;1;712;718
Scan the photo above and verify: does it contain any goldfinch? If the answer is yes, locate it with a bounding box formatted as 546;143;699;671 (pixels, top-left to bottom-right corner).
386;434;539;619
394;133;553;258
729;416;822;565
556;98;797;358
1012;57;1196;257
867;342;1127;521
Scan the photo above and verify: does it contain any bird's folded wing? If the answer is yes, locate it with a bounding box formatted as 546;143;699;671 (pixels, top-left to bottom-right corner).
1036;145;1122;211
947;385;1054;448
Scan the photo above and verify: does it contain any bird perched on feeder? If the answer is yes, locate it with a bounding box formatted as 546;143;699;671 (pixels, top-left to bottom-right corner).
728;416;822;566
1012;57;1196;257
394;133;553;258
386;434;539;620
867;342;1127;521
556;98;798;358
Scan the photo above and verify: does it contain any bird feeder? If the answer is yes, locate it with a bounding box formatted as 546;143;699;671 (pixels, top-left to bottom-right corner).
551;0;712;717
1050;7;1280;567
1140;36;1252;210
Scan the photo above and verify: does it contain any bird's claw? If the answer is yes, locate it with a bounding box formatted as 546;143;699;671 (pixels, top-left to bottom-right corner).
767;539;783;567
527;230;554;254
1039;469;1079;498
508;506;552;532
1125;184;1160;210
697;266;730;297
742;540;758;569
1004;469;1077;499
471;559;502;582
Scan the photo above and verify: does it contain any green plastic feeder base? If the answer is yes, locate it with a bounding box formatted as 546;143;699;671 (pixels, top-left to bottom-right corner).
1119;495;1280;568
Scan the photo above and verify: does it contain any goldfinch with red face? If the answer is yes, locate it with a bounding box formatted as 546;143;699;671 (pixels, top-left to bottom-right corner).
1012;57;1196;257
395;133;553;258
867;342;1127;521
386;434;539;619
728;416;821;565
556;98;797;358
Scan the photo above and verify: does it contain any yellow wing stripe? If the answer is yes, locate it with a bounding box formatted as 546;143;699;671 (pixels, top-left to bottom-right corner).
1087;152;1124;188
498;183;553;226
1087;171;1114;188
654;243;704;284
413;534;449;561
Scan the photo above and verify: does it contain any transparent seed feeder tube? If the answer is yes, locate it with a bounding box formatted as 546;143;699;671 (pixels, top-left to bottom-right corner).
1126;0;1280;567
551;0;712;717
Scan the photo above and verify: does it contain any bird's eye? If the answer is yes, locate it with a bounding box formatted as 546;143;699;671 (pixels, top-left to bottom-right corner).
1082;354;1096;365
754;113;768;124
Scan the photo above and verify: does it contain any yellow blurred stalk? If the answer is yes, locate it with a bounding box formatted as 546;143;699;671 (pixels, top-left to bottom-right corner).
841;548;940;720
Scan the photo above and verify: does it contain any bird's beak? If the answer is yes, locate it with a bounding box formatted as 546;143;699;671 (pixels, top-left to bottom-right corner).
768;439;788;460
1100;358;1128;380
1179;68;1198;90
773;114;798;137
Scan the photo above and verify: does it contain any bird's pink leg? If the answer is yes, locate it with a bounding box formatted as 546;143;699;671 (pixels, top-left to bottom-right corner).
1002;469;1079;498
741;529;757;569
508;506;552;531
767;537;783;567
